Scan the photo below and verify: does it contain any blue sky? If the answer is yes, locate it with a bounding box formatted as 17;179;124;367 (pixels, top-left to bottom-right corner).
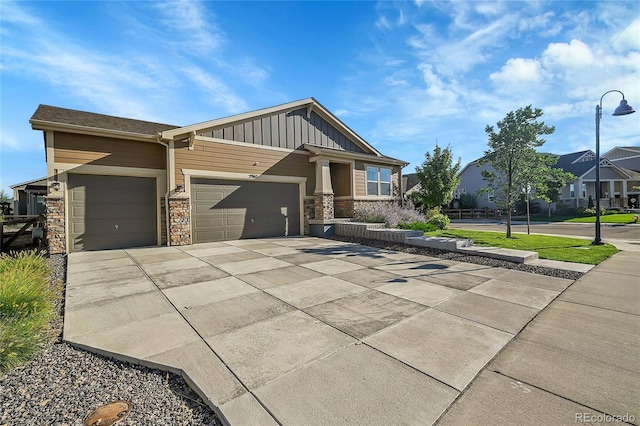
1;0;639;194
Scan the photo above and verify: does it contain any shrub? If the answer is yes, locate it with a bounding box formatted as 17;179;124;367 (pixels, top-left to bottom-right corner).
582;207;596;216
587;195;594;209
427;213;450;230
0;251;54;372
459;193;476;209
353;201;425;228
397;221;439;232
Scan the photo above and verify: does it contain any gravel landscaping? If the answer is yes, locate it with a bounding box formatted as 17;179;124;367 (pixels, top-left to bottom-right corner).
330;236;585;281
0;254;221;426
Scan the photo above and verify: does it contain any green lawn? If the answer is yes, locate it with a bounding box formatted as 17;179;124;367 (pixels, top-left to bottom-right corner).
565;213;637;224
531;213;637;224
425;229;619;264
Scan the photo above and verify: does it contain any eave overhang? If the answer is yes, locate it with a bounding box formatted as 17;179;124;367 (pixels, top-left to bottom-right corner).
29;119;158;143
304;144;408;167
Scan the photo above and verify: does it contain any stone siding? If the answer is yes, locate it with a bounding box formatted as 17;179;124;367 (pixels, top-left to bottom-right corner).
314;193;334;220
168;197;191;246
45;196;66;254
160;197;167;245
334;198;354;218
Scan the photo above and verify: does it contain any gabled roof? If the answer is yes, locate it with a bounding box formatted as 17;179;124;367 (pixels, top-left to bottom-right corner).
552;150;596;177
403;173;420;191
161;97;383;157
30;105;178;137
604;146;640;157
10;177;48;189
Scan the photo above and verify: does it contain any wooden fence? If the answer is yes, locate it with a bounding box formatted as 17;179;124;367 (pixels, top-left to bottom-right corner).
444;208;502;220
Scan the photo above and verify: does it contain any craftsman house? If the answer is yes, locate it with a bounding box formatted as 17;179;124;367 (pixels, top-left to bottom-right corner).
455;148;640;211
30;98;406;253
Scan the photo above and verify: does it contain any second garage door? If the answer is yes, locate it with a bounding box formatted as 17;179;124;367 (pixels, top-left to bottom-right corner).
191;179;300;243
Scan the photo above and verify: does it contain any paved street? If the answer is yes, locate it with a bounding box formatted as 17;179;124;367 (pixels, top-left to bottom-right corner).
450;221;640;251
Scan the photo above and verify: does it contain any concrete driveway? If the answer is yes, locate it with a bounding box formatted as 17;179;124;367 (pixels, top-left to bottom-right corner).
64;237;578;425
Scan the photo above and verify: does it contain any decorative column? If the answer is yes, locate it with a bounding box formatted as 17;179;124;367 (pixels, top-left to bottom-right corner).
313;158;334;220
168;195;191;245
45;193;65;254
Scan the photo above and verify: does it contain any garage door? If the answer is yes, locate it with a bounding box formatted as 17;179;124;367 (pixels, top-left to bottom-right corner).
191;179;300;243
68;174;157;252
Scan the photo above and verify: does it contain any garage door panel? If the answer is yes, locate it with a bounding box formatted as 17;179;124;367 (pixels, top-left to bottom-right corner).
68;174;157;252
191;178;299;243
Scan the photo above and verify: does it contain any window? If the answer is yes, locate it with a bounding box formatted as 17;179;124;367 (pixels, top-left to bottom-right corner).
581;183;586;198
367;166;392;196
570;184;575;198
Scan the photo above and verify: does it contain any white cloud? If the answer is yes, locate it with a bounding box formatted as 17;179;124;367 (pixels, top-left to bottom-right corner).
490;58;543;83
612;18;640;52
153;0;225;54
181;67;248;114
542;39;594;70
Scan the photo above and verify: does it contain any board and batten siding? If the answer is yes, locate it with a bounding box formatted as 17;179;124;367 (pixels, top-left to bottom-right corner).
199;109;366;154
174;140;315;194
54;132;165;170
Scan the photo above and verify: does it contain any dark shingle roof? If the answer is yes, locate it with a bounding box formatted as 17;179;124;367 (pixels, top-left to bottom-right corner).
403;173;420;191
553;150;595;177
31;105;178;136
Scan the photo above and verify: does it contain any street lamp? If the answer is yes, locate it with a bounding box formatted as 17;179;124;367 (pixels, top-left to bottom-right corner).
593;90;635;245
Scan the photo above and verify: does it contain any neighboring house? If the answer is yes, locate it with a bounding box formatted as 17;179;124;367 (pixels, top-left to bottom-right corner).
557;149;640;209
401;173;420;198
455;147;640;211
454;159;509;210
604;146;640;172
10;177;47;216
30;98;407;254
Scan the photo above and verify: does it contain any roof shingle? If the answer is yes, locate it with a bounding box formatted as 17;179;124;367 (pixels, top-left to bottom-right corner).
31;105;178;136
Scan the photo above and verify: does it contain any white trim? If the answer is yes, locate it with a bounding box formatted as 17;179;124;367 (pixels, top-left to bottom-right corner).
162;98;382;156
194;135;309;155
182;168;306;237
61;166;167;250
353;196;401;201
365;164;392;197
168;140;176;190
46;131;56;195
54;163;166;178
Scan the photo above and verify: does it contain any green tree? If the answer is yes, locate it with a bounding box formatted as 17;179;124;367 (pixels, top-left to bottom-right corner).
0;189;11;203
480;105;555;238
519;153;574;231
414;144;461;213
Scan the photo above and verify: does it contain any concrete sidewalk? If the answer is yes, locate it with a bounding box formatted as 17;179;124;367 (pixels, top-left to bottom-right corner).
62;237;636;425
438;250;640;425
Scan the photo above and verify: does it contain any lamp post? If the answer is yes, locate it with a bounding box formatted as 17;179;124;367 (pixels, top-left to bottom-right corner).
593;90;635;245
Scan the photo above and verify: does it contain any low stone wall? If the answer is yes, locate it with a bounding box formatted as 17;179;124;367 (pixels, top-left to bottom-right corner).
335;222;423;243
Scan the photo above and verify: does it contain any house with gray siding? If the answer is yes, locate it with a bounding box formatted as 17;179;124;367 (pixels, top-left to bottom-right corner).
455;147;640;212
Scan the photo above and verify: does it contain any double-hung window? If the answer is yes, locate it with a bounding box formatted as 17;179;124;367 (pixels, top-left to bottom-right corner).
366;166;392;196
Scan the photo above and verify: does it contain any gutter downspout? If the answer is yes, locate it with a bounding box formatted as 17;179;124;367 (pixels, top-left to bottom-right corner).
156;133;171;247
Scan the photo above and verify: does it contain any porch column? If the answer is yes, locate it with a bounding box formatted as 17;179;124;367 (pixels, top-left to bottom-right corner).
314;158;334;220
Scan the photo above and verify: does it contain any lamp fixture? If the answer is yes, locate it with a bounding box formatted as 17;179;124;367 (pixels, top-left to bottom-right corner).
592;90;635;245
52;181;60;191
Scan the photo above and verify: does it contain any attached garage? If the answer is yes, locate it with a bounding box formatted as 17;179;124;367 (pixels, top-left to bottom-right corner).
191;178;300;243
68;174;157;252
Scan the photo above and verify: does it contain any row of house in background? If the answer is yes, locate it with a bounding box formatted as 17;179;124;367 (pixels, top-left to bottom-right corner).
445;146;640;212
